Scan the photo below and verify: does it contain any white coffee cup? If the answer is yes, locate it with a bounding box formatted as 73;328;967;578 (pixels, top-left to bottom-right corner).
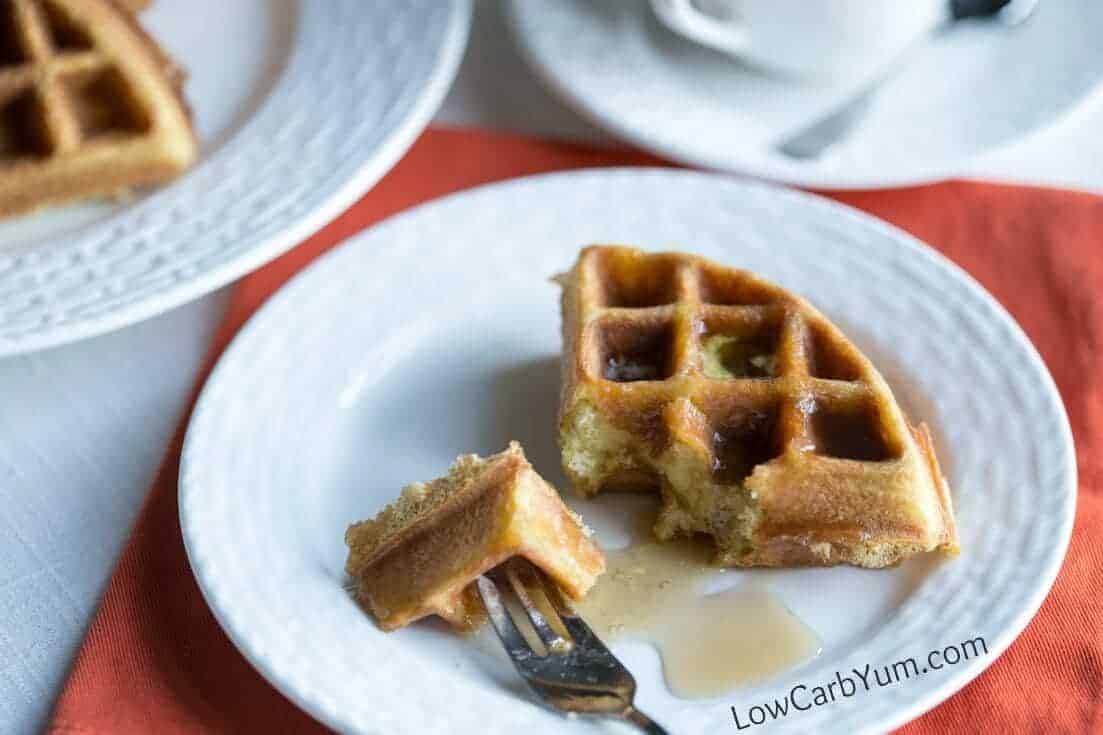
650;0;947;79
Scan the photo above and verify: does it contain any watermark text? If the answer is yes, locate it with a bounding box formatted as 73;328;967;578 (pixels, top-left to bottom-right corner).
731;636;988;729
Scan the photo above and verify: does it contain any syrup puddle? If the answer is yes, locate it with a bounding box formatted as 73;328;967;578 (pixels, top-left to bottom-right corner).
573;505;821;698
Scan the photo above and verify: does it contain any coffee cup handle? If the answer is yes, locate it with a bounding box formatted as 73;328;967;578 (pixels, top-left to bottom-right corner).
650;0;749;56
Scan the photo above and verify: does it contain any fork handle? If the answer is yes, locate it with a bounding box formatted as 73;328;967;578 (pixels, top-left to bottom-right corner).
623;706;670;735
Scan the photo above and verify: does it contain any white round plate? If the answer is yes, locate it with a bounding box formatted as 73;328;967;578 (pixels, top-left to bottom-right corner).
506;0;1103;189
180;169;1075;734
0;0;471;355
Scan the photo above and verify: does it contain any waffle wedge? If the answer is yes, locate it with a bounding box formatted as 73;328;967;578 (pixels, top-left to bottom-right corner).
558;245;958;568
345;443;605;631
0;0;195;218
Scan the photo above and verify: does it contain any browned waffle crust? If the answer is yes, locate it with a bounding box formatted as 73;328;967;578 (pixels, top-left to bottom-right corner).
345;443;606;631
558;245;959;568
0;0;195;218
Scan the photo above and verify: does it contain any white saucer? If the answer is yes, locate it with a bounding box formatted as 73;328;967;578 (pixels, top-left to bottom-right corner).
180;168;1074;734
506;0;1103;189
0;0;471;355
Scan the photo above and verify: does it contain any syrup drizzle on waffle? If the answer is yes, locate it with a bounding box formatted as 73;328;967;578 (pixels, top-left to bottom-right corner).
578;247;905;487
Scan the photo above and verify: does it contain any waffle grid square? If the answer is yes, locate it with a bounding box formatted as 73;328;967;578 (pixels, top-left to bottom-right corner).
577;246;904;477
0;0;152;160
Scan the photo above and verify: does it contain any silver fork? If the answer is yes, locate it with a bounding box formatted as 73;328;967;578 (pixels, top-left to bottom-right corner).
476;559;669;734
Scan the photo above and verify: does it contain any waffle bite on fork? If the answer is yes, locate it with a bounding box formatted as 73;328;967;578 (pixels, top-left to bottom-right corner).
345;443;605;631
558;245;958;568
0;0;195;218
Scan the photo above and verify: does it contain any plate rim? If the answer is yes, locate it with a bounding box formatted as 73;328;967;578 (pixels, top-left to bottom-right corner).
180;167;1077;734
503;0;1103;190
0;0;473;357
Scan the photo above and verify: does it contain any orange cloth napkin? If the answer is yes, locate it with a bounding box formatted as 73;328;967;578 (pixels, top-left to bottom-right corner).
48;128;1101;734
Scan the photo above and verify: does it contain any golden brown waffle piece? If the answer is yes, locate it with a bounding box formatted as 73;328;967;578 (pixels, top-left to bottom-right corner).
345;443;606;631
558;245;958;568
0;0;195;218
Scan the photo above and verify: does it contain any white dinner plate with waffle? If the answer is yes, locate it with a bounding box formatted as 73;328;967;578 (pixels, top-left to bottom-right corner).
180;168;1075;734
505;0;1103;189
0;0;471;355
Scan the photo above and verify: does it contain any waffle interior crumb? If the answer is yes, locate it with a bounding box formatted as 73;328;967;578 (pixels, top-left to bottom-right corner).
345;452;490;577
345;442;605;631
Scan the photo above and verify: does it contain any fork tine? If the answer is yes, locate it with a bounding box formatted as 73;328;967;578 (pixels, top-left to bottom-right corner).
539;576;607;647
475;575;534;661
479;572;667;734
505;560;572;653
